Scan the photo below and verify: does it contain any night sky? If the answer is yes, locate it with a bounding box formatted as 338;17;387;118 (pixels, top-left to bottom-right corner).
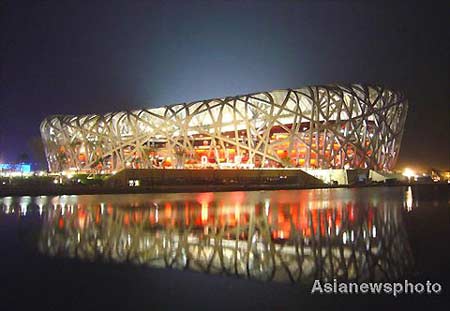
1;0;448;170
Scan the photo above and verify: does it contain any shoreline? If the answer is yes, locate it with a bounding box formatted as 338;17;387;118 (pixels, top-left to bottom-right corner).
1;182;445;197
0;183;342;197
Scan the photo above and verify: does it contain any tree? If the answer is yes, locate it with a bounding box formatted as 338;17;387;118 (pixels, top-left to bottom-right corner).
28;136;47;169
17;152;30;164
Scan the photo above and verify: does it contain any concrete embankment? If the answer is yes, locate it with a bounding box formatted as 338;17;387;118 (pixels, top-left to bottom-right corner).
1;182;447;197
1;168;445;197
0;168;324;196
0;182;340;197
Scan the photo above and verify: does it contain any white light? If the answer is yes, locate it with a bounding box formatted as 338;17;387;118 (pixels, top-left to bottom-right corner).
405;186;413;211
20;197;31;216
264;199;270;216
222;111;233;123
402;168;416;179
20;204;27;215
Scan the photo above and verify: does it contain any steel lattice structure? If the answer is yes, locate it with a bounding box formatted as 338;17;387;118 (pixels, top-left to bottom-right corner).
40;84;407;173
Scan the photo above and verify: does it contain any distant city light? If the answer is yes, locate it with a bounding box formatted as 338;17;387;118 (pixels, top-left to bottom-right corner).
402;168;416;179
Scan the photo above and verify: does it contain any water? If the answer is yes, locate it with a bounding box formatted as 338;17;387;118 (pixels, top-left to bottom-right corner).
0;185;448;310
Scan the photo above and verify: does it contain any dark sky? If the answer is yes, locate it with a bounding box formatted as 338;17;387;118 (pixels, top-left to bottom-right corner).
0;0;448;170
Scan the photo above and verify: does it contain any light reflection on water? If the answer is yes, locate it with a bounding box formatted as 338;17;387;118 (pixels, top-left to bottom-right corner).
0;188;415;283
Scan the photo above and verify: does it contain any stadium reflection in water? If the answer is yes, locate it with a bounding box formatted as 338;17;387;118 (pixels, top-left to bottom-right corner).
1;188;414;283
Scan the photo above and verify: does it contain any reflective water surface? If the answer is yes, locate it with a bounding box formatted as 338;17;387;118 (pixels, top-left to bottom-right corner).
2;186;437;284
1;186;449;310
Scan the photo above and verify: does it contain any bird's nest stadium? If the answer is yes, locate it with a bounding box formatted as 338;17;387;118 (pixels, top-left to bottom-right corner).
40;84;408;174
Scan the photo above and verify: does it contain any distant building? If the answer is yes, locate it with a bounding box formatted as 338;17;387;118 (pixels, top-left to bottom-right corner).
0;163;31;175
40;84;408;173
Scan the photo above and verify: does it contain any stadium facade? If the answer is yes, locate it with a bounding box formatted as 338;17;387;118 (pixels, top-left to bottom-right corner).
40;84;408;173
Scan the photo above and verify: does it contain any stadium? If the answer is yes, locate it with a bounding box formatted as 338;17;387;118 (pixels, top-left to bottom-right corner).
40;84;408;175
